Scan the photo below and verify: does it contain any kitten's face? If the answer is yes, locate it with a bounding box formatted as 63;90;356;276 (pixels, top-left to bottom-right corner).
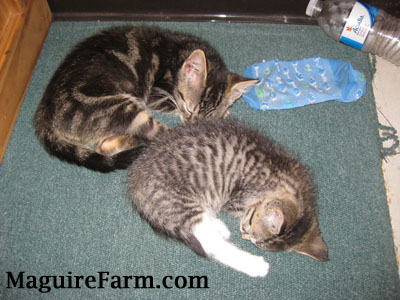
175;49;257;124
240;197;328;261
197;72;257;120
178;73;257;124
240;199;298;251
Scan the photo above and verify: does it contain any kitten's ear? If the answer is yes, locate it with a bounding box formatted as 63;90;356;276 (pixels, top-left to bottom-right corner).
262;208;284;235
182;49;207;84
178;49;208;114
291;231;328;262
226;73;258;103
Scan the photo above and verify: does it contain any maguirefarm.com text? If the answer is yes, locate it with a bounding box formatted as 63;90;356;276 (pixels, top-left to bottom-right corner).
5;271;209;294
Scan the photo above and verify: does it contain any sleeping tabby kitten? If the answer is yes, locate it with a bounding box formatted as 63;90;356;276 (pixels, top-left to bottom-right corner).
128;118;328;277
34;26;256;172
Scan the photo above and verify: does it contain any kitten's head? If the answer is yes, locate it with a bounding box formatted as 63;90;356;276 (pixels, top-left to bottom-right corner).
240;193;328;262
175;49;257;124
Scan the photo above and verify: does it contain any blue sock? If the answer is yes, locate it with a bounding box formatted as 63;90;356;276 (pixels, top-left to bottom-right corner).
242;57;367;110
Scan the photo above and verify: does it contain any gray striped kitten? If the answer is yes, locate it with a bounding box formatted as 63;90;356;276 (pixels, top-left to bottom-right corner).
34;26;256;172
128;118;328;277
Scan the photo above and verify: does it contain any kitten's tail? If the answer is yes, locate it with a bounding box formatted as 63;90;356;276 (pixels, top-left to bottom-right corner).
38;133;146;172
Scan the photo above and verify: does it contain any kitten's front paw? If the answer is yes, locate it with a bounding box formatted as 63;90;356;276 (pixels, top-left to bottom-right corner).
240;255;270;277
212;219;231;240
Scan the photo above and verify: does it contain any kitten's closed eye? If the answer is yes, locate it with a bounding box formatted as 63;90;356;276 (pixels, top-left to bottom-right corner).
240;206;256;240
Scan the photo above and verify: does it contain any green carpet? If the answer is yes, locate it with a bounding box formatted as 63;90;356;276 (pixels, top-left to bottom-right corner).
1;21;399;299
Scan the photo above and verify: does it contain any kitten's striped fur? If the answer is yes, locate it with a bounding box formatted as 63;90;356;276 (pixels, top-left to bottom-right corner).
128;118;328;277
34;26;256;172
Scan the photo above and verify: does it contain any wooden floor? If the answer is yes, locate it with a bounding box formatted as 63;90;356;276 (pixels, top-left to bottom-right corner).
0;0;52;164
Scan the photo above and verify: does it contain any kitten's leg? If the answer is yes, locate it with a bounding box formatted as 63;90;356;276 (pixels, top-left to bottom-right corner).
129;111;168;141
97;111;168;156
211;218;231;240
192;213;269;277
97;136;141;156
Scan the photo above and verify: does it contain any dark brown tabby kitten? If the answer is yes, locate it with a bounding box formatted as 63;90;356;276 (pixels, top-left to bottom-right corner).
34;26;256;172
128;118;328;277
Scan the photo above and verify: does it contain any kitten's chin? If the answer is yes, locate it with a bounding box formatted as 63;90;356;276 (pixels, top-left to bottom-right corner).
180;113;201;124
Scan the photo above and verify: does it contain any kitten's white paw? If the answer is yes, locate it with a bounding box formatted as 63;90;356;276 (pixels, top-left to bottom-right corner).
193;213;269;277
238;255;270;277
212;218;231;240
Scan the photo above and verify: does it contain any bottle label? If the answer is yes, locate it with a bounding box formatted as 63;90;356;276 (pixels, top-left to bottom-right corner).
340;1;379;50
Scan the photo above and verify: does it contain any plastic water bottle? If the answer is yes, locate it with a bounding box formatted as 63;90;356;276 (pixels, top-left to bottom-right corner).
306;0;400;66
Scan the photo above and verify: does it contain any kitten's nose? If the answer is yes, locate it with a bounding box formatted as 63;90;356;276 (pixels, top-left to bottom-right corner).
241;232;251;240
180;114;195;124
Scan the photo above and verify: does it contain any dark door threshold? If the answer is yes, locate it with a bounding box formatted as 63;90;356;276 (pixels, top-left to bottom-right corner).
48;0;400;24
